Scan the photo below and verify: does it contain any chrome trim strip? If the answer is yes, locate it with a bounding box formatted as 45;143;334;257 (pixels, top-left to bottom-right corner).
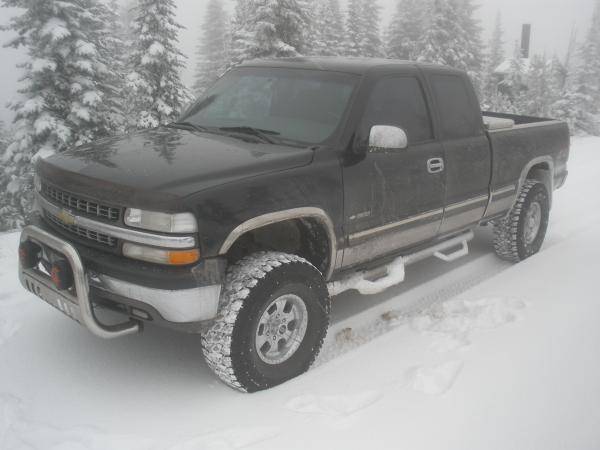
19;225;140;338
444;195;489;212
89;273;221;323
348;208;443;243
492;184;516;197
37;193;196;249
218;207;337;280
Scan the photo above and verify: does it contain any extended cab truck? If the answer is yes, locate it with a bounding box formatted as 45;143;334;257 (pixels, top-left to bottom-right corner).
18;58;569;392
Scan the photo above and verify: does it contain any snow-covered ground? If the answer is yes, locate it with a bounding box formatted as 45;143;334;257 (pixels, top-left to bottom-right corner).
1;137;599;450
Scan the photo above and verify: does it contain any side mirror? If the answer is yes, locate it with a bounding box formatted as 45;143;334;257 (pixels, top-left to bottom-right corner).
368;125;408;152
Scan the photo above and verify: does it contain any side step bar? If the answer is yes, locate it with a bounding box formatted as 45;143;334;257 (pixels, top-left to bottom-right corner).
328;231;474;296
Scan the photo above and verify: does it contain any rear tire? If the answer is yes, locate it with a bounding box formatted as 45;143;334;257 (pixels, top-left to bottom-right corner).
492;180;550;262
201;252;330;392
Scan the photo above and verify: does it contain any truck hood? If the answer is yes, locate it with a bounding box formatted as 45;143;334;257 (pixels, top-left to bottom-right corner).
38;128;314;210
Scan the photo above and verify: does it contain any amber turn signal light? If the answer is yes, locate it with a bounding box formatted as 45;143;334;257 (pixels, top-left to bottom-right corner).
122;243;200;266
167;249;201;266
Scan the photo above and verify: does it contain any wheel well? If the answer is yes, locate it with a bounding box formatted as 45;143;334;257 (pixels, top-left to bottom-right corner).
526;162;553;204
225;218;332;276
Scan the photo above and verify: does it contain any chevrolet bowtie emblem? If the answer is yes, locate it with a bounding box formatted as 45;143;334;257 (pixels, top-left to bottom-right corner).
57;209;76;226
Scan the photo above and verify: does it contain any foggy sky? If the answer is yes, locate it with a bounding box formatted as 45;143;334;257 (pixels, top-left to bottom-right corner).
0;0;596;125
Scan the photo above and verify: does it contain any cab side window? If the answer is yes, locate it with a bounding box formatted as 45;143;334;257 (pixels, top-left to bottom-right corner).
361;76;434;144
430;75;483;139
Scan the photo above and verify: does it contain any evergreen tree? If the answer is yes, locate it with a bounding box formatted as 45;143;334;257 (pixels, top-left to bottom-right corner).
417;0;483;81
229;0;311;64
417;0;464;67
499;41;528;111
548;33;581;130
345;0;383;57
385;0;426;60
229;0;253;67
193;0;229;96
310;0;345;56
97;0;128;133
1;0;125;229
522;54;554;117
345;0;364;56
119;0;138;45
127;0;189;129
481;12;505;108
568;0;600;134
457;0;484;93
361;0;383;57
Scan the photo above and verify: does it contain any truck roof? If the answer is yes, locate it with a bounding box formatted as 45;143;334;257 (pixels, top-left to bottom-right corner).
238;56;460;75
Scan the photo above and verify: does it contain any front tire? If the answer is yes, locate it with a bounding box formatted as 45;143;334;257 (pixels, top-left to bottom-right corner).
492;179;550;262
201;252;330;392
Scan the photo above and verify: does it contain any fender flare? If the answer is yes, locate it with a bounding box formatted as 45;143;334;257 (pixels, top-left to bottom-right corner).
218;207;337;280
515;156;554;207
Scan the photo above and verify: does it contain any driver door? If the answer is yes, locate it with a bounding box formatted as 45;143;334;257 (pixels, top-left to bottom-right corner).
342;73;446;268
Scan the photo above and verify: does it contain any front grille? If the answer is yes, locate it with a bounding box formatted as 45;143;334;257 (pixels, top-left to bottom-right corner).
45;211;118;248
41;182;121;222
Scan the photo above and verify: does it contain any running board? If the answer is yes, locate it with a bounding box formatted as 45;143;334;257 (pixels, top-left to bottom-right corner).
328;231;474;296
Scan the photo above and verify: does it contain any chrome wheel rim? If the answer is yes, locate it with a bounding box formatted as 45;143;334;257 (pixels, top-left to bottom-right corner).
524;201;542;244
255;294;308;365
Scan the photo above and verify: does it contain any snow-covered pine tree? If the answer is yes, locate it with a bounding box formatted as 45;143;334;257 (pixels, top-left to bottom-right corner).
481;12;505;108
96;0;128;134
498;41;529;112
119;0;138;44
309;0;346;56
360;0;383;57
567;0;600;134
417;0;483;82
457;0;484;93
1;0;125;229
127;0;189;129
345;0;364;57
193;0;229;96
229;0;253;67
522;54;554;117
416;0;463;67
0;121;7;151
253;0;311;59
345;0;383;57
385;0;427;60
548;32;581;131
229;0;311;63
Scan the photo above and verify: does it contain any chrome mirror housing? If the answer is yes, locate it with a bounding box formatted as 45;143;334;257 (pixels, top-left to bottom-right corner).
368;125;408;152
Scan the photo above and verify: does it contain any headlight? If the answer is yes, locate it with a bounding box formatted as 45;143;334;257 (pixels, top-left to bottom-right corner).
124;208;197;233
123;243;200;266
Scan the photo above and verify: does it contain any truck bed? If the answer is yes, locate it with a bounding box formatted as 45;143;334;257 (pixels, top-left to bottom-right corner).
482;111;570;219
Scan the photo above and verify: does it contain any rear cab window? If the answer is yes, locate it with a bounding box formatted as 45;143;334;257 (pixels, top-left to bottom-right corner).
429;74;483;140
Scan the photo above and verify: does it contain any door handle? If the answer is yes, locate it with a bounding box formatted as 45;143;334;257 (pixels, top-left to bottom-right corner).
427;158;445;174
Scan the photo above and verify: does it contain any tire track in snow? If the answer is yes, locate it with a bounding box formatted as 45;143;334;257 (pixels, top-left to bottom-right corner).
317;253;511;365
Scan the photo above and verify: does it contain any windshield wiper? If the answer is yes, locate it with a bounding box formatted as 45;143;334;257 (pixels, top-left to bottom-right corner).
219;126;280;144
167;121;209;133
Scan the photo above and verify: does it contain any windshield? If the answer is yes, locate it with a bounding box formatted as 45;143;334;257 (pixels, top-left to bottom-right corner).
179;67;358;146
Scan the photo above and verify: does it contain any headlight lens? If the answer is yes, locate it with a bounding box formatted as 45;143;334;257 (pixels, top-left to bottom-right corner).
123;243;200;265
124;208;197;233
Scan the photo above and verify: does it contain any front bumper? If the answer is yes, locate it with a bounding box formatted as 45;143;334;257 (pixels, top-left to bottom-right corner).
19;225;223;338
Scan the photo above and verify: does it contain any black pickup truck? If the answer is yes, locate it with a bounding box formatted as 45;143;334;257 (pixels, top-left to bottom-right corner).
18;58;569;392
